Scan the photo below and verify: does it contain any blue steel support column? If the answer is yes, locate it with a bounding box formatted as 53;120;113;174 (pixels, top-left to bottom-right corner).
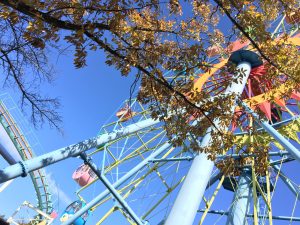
164;150;215;225
165;50;259;225
226;169;252;225
62;142;171;225
0;118;159;183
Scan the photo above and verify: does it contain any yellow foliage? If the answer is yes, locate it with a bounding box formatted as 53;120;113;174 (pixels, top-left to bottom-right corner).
0;0;299;154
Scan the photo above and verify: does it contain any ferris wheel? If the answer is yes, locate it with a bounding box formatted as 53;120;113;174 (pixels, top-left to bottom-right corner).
54;16;300;225
0;14;300;225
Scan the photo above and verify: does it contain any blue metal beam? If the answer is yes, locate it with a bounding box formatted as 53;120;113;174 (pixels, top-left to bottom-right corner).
234;115;300;136
150;151;290;163
217;151;290;160
269;157;294;165
198;209;300;221
149;157;194;162
0;118;159;183
80;153;145;225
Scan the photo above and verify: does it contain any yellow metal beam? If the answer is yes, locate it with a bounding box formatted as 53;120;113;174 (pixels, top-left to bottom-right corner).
254;178;271;211
198;175;225;225
266;167;273;225
252;163;259;225
96;207;116;225
142;176;185;219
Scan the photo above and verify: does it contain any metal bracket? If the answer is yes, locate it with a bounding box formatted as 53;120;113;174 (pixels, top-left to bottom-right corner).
18;161;28;177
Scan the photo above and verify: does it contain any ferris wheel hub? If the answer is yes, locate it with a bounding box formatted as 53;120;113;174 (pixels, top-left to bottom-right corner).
229;50;263;68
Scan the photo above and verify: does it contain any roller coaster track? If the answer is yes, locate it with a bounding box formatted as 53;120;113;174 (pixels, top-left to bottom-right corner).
0;101;53;214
